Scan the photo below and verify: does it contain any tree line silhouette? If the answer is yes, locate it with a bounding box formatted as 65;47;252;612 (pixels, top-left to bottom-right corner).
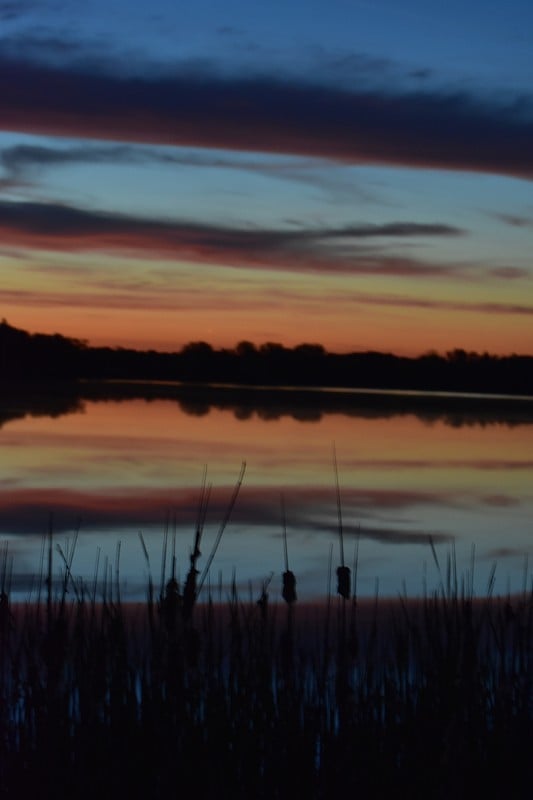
1;319;533;396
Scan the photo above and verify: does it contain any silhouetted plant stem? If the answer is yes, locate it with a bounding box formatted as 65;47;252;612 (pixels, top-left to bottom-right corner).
1;508;532;798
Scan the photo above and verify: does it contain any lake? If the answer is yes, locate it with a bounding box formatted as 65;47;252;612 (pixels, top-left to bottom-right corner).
1;385;532;601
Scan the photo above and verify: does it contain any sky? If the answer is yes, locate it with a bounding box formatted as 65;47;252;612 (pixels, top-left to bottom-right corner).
1;0;532;355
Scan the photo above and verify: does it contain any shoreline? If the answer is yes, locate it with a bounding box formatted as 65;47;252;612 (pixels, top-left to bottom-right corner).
3;377;533;426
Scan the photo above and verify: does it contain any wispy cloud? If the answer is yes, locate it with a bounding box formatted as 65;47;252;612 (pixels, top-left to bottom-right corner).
4;282;533;319
0;1;37;22
0;142;264;173
0;142;382;205
487;267;530;279
492;212;533;228
0;198;464;274
351;291;533;317
481;494;521;508
486;546;528;559
0;485;456;546
1;55;532;177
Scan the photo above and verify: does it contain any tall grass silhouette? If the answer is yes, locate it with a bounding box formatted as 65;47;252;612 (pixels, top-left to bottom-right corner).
0;484;531;799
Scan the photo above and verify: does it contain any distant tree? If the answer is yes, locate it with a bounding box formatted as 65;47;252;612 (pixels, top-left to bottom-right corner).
181;341;214;357
178;341;216;381
259;342;286;356
446;348;480;363
235;340;257;358
293;343;326;358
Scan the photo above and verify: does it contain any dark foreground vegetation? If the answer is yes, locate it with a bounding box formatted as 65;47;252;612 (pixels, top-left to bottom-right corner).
3;318;533;395
1;552;532;799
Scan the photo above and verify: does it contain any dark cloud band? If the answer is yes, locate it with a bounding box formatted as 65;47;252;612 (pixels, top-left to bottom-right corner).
1;57;532;177
0;198;463;273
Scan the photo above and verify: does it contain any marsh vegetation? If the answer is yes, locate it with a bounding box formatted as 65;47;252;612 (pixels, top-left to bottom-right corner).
0;527;531;800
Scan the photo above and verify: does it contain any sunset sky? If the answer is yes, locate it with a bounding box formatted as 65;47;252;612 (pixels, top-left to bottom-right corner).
1;0;532;355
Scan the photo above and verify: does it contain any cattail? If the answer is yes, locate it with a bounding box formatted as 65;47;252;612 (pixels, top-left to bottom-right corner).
281;494;297;605
333;444;351;600
282;570;297;605
336;565;351;600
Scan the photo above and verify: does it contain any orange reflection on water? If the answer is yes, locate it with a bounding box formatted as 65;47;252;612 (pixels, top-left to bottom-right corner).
3;399;533;494
2;396;533;599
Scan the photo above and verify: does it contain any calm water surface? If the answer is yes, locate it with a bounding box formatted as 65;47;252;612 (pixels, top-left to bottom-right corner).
1;391;532;600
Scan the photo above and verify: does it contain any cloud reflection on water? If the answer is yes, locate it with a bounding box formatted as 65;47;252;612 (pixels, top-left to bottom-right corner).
1;394;532;598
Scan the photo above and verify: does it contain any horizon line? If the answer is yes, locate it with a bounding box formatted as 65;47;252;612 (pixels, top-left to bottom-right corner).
3;318;533;362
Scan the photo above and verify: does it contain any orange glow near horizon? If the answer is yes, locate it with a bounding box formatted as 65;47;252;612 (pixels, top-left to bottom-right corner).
6;302;533;358
2;239;533;357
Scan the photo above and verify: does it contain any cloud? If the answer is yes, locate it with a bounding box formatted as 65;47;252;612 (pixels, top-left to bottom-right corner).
487;267;530;279
0;142;356;197
493;213;533;228
1;143;135;174
300;520;452;546
0;485;456;547
347;291;533;317
0;487;204;534
4;282;533;320
216;26;245;37
481;494;521;508
0;1;36;21
0;142;384;206
1;56;532;177
409;68;433;81
0;142;255;173
0;198;464;274
486;547;528;560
